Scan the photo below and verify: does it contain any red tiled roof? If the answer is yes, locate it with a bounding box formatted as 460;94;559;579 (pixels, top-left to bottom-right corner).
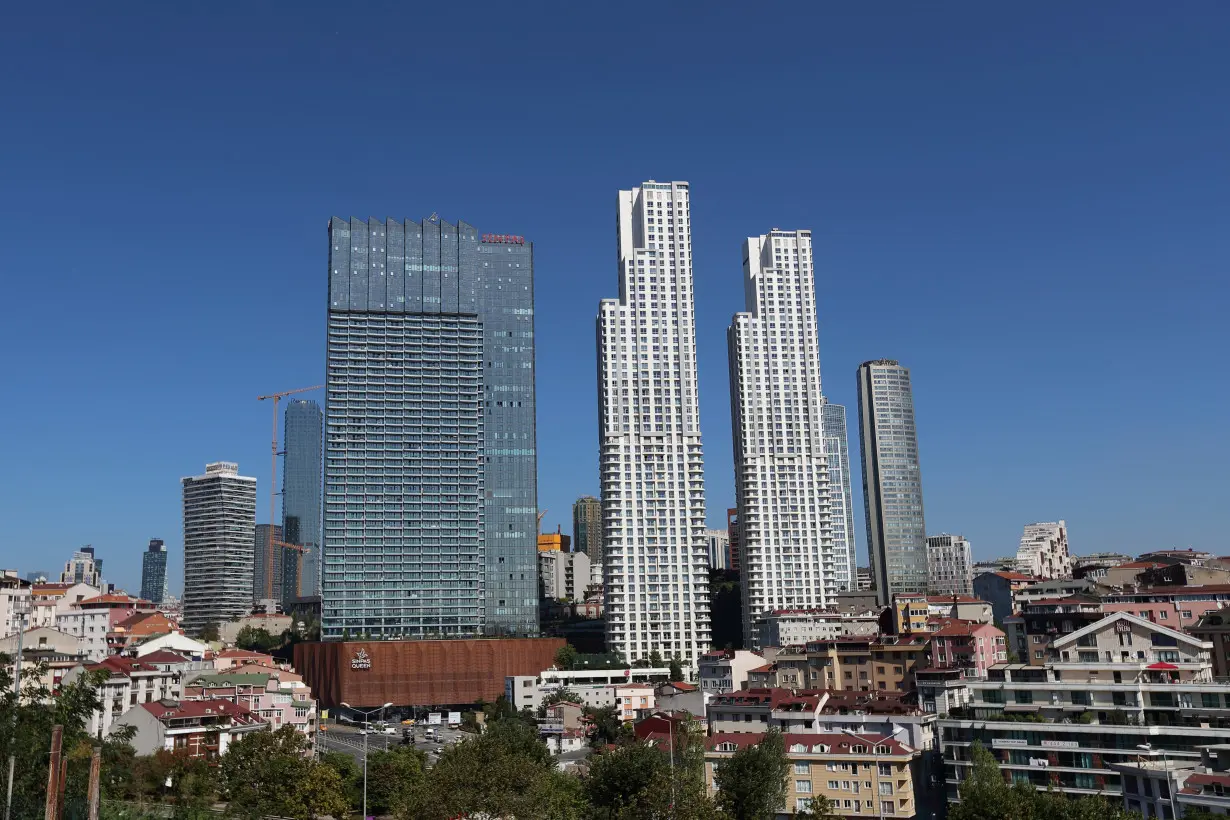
88;656;160;677
140;698;260;723
706;732;913;755
660;682;697;691
217;649;272;659
1187;773;1230;789
1116;562;1163;570
993;572;1033;581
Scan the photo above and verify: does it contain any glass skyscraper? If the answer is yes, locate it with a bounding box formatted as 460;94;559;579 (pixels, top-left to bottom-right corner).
856;359;928;604
821;399;858;591
322;217;538;641
140;538;167;604
572;496;602;557
283;399;323;600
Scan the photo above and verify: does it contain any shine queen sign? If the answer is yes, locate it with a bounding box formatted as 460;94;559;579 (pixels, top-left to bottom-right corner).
481;234;525;245
351;648;372;670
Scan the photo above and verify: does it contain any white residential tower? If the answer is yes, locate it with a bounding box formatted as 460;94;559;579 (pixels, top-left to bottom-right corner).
728;229;835;648
597;180;711;671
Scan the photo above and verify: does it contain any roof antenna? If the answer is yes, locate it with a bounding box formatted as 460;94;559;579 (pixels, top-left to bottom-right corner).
427;212;440;223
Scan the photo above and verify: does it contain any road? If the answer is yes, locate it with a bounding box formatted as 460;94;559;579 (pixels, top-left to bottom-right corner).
317;722;471;765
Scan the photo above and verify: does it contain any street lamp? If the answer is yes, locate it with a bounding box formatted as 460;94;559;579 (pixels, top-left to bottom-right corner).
342;701;392;819
1137;744;1178;820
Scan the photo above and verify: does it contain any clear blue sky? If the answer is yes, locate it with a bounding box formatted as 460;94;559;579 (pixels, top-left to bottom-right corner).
1;3;1227;594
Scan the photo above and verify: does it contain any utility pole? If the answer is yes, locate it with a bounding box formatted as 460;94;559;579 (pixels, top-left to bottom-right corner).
43;725;62;820
87;747;101;820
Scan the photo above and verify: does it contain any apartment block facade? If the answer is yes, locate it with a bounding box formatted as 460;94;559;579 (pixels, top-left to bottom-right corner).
926;534;974;597
729;229;836;648
182;462;257;636
597;181;710;669
940;612;1230;803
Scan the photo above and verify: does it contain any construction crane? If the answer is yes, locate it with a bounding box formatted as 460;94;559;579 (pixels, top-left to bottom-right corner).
537;509;547;536
257;385;323;601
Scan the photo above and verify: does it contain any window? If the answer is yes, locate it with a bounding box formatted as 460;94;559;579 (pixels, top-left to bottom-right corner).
828;780;840;790
796;780;812;794
881;801;895;815
879;763;893;776
794;762;810;775
879;782;894;796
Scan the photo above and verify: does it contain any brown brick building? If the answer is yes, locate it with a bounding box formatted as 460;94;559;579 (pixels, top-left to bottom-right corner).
293;637;564;709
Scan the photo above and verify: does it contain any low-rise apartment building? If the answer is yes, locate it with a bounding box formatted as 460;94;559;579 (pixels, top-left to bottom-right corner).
183;672;316;735
112;698;266;759
64;655;180;738
927;620;1007;677
972;571;1035;624
504;666;670;712
705;732;918;817
940;612;1230;804
698;650;765;695
755;609;880;649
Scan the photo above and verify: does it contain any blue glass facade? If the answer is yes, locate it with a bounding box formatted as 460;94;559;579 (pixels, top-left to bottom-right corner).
283;399;323;600
322;217;538;640
140;538;167;604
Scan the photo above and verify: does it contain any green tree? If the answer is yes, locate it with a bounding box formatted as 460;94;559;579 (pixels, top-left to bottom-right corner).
234;625;280;653
584;704;629;748
795;794;840;819
647;650;665;668
554;643;579;670
669;656;685;682
0;656;110;818
220;725;348;819
415;719;584;820
949;741;1036;820
198;622;221;642
319;751;362;810
540;687;584;715
585;725;717;820
713;729;790;820
365;744;427;815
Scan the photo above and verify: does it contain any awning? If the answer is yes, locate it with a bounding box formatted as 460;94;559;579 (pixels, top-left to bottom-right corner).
1147;662;1179;670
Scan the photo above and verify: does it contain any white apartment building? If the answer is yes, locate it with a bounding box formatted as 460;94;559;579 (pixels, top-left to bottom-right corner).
0;571;31;639
756;609;881;649
538;550;592;601
926;534;974;597
504;666;671;712
56;606;111;661
699;650;766;695
63;655;180;739
1014;520;1072;580
181;462;257;636
940;612;1230;803
597;181;710;671
728;229;835;649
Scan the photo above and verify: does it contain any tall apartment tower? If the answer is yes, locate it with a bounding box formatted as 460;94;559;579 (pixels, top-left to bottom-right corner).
857;360;928;604
140;539;167;605
323;217;538;641
728;229;834;647
926;534;974;596
283;399;323;599
253;524;284;605
572;496;603;557
597;181;711;669
821;399;858;591
182;462;257;636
